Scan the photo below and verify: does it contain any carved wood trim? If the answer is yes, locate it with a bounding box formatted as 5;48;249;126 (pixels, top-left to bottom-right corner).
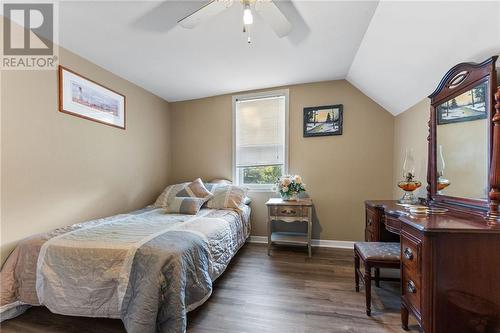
429;57;498;104
487;86;500;224
427;117;432;201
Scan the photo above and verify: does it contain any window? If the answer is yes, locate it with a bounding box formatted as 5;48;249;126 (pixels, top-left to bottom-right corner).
233;90;289;191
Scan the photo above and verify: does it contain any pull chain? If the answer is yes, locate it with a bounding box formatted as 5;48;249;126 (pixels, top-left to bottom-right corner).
243;25;251;44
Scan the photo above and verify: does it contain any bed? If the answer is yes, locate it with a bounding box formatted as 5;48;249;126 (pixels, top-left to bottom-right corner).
0;204;251;333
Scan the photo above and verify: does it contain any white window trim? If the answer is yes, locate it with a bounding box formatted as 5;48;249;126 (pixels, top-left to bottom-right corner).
232;89;289;192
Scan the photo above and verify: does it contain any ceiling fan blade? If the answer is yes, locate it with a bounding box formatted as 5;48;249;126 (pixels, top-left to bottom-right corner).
178;0;233;29
255;0;292;38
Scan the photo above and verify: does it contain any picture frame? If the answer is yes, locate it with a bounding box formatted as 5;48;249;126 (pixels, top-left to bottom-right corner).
303;104;343;137
58;66;126;129
437;80;487;125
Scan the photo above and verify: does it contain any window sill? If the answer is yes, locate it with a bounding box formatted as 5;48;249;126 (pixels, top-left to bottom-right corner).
247;188;276;193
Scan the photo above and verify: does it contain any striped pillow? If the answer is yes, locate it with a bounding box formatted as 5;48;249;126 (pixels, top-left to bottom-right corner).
176;178;213;199
153;182;189;208
206;185;248;211
165;197;206;215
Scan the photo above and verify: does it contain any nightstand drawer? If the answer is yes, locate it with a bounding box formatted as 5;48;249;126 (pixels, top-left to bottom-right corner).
270;205;309;218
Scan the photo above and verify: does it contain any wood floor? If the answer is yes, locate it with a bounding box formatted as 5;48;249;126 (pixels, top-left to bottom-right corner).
1;243;421;333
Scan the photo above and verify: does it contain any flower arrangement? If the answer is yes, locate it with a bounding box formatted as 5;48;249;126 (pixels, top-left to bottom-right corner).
274;175;306;201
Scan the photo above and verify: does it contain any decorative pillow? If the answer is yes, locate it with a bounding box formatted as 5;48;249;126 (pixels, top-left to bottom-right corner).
204;183;219;193
176;178;213;199
165;197;206;215
206;185;248;211
153;182;189;208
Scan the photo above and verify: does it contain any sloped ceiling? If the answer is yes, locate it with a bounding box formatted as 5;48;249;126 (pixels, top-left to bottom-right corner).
57;1;500;115
347;1;500;115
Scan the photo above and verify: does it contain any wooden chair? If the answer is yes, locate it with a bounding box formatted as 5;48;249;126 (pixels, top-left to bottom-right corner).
354;242;400;316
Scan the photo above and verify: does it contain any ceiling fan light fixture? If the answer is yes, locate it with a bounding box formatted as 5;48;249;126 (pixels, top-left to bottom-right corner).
243;3;253;25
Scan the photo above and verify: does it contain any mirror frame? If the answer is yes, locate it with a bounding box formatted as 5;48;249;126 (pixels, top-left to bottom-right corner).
427;56;498;218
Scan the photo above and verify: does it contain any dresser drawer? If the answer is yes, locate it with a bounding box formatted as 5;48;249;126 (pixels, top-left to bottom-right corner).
402;268;422;316
269;205;309;218
365;229;376;242
365;207;379;235
401;232;421;275
384;215;401;234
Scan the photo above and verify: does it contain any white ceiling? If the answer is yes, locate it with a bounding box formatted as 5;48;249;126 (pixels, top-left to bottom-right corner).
347;1;500;115
59;1;378;101
58;1;500;115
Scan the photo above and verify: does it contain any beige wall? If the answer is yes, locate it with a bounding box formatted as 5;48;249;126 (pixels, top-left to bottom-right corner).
170;80;394;241
393;99;429;199
1;48;171;264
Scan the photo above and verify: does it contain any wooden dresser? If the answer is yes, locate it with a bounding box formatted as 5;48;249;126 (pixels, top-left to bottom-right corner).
362;57;500;332
365;200;500;333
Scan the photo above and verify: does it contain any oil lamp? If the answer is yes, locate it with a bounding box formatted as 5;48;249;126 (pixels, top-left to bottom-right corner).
398;148;422;204
437;145;450;194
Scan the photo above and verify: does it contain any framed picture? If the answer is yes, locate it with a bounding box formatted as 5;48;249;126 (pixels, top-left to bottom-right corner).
58;66;126;129
303;104;343;137
437;81;487;125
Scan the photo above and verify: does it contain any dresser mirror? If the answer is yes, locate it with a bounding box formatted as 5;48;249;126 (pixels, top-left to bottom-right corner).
435;80;489;199
428;56;498;215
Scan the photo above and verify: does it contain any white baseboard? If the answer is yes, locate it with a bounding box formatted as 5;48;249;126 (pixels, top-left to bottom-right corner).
248;236;354;249
312;239;355;249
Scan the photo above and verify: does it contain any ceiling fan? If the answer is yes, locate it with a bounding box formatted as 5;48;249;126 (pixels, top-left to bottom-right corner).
178;0;293;44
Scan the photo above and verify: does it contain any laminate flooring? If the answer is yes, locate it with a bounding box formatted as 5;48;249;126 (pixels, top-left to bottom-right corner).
1;243;421;333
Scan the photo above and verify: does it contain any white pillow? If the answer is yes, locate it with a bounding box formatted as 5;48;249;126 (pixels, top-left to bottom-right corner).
205;185;248;211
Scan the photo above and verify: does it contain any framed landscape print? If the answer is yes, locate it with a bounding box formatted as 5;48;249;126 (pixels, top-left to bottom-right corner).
303;104;343;137
437;81;487;125
59;66;126;129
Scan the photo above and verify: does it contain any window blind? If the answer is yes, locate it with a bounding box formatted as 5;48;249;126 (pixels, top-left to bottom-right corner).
235;95;285;168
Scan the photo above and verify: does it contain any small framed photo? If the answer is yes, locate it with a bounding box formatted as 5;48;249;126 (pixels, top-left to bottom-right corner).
303;104;343;137
59;66;126;129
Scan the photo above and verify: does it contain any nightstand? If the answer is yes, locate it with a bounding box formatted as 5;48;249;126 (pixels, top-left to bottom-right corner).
265;197;313;257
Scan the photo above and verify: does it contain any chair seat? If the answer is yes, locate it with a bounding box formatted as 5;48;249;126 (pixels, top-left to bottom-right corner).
354;242;400;262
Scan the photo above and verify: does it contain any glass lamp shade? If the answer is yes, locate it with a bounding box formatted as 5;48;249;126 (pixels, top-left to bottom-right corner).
402;148;416;181
437;145;450;193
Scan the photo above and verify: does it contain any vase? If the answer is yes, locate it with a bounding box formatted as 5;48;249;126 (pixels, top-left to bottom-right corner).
281;192;298;201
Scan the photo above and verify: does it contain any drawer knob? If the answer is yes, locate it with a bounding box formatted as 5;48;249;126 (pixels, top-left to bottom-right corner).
367;218;373;226
407;280;417;294
403;247;413;260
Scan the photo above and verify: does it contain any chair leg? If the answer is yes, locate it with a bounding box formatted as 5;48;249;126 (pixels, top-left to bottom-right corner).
401;304;409;330
354;253;360;292
364;264;371;316
375;267;380;288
